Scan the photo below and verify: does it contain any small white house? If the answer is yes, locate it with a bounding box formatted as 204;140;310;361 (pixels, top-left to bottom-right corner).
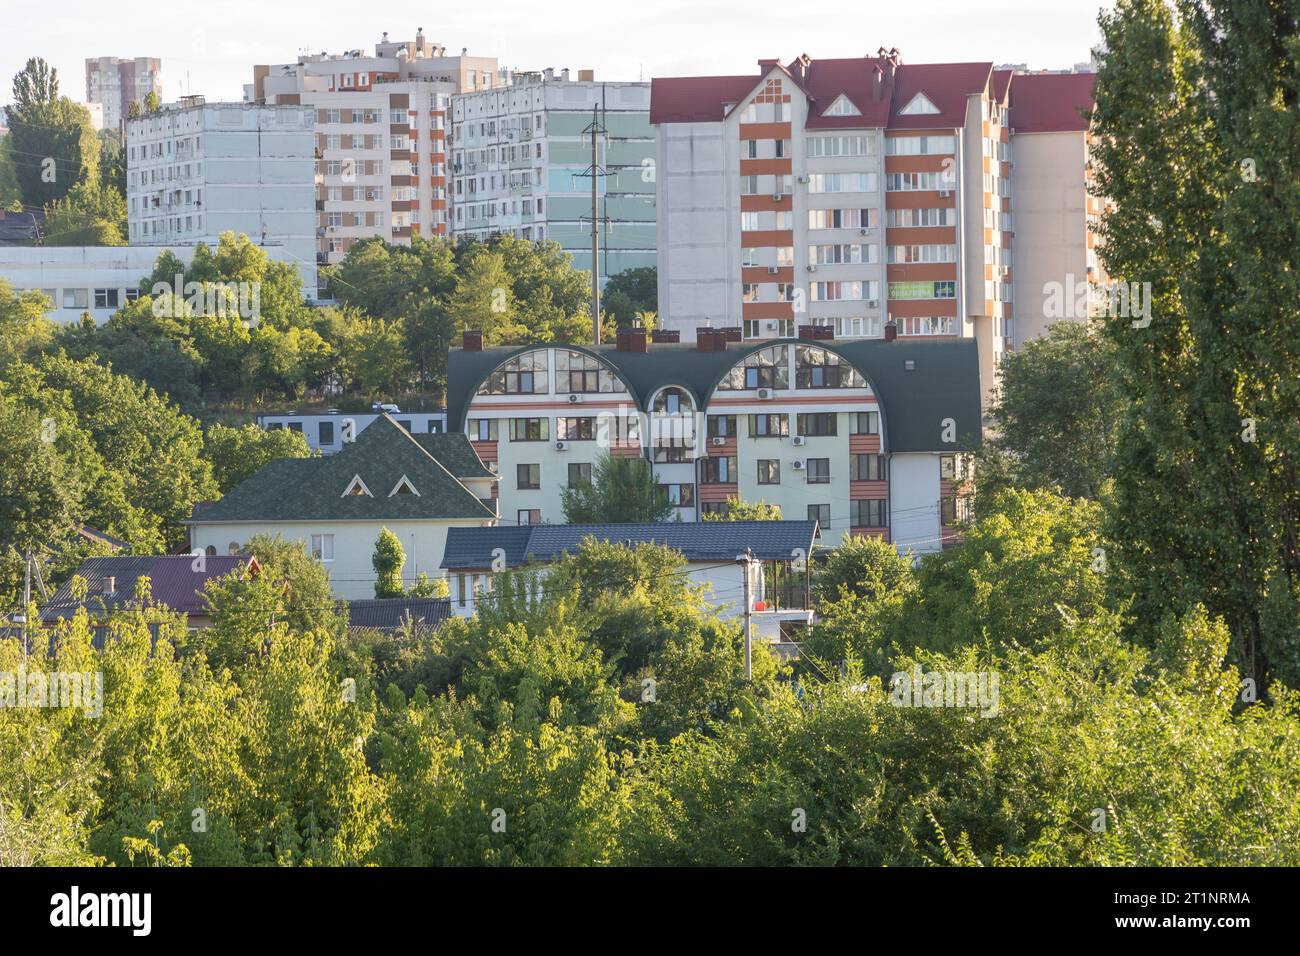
188;415;498;600
439;520;819;642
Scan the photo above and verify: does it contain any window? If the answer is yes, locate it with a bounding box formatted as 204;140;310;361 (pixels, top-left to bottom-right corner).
660;483;695;507
654;387;692;415
811;281;878;302
886;207;956;227
852;499;889;527
850;411;880;435
557;417;595;440
555;350;626;393
887;244;957;264
852;454;888;481
821;95;861;117
94;288;119;309
808;243;877;265
478;350;549;394
517;509;541;526
808;504;830;529
897;316;956;336
318;421;335;445
941;496;969;527
63;288;88;309
797;413;838;437
748;413;790;437
807;134;872;157
758;459;780;484
653;444;692;463
806;458;831;483
718;345;789;390
310;534;334;562
940;454;966;480
795;346;866;389
509;418;549;441
808;173;876;193
468;418;499;441
807;208;877;230
699;456;737;484
700;501;728;517
886;172;948;191
707;415;737;438
568;462;592;487
516;463;540;490
886;135;957;155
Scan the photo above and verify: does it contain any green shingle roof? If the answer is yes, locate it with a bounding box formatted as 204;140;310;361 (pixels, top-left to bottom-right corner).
446;338;983;453
189;415;496;523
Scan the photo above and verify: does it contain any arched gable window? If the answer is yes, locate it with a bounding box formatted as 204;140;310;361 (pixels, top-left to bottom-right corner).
795;345;867;389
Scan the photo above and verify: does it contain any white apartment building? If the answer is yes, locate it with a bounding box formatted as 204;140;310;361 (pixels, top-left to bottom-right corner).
651;52;1094;408
86;56;162;132
450;71;656;280
250;29;501;274
446;328;980;555
125;98;318;293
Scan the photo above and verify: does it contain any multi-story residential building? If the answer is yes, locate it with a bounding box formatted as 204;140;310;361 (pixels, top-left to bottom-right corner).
450;70;655;281
86;56;162;132
125;97;318;293
446;327;980;555
249;29;500;273
1005;70;1104;347
651;52;1095;407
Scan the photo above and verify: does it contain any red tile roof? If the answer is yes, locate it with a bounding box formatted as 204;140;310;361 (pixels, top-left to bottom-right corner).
1009;72;1095;133
650;54;997;131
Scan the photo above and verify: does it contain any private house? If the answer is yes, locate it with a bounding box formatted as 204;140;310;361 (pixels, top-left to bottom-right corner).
187;415;500;600
39;554;261;628
340;597;452;636
439;520;819;641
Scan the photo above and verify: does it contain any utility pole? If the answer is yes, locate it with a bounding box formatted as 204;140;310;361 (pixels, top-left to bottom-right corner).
577;105;608;343
20;548;31;656
737;547;755;679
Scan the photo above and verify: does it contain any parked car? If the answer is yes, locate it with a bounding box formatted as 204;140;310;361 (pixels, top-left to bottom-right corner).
371;402;401;414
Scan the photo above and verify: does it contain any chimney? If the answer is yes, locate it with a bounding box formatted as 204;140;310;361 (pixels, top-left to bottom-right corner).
416;27;425;54
462;329;483;351
561;68;570;82
720;326;743;343
696;329;727;353
651;329;680;344
616;327;648;352
798;324;835;341
544;67;555;82
884;320;898;343
578;69;594;82
104;576;116;596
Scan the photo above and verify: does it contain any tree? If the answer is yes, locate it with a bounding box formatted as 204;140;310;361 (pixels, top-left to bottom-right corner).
1092;0;1300;687
0;279;54;369
204;423;312;494
813;532;914;605
446;249;521;342
142;90;161;115
372;528;406;598
701;497;782;522
6;59;98;207
601;266;657;324
560;454;674;523
41;178;127;246
980;321;1119;500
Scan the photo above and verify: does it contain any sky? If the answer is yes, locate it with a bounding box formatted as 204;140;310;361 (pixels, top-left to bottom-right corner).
2;0;1108;107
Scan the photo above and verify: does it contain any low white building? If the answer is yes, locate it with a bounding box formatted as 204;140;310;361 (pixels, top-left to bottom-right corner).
126;98;317;293
0;244;311;325
188;415;499;600
258;410;448;454
439;520;818;642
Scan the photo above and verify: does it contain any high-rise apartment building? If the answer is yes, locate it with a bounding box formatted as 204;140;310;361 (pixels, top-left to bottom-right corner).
651;52;1095;407
86;56;163;132
449;70;655;281
125;98;318;293
249;29;500;274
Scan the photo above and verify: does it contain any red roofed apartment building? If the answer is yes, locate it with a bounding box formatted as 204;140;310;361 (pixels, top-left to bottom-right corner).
650;51;1098;409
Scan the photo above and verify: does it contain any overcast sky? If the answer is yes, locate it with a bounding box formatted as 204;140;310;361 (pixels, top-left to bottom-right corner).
3;0;1107;106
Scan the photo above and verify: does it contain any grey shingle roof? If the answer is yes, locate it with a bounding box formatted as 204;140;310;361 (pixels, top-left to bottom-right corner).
441;520;819;570
341;597;451;632
446;338;983;454
188;415;496;523
410;432;496;479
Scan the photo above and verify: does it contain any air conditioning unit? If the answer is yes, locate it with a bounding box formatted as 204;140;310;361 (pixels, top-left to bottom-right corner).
767;266;780;275
756;387;775;400
938;189;952;198
772;193;784;201
567;393;583;404
796;175;809;184
765;321;778;331
792;436;807;447
806;265;818;273
867;299;880;308
1000;266;1010;278
711;436;727;447
792;459;806;470
555;440;569;452
859;227;874;236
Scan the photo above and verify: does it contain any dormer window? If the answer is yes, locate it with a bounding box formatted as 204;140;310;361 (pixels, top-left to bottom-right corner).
898;93;940;115
342;475;374;497
389;475;420;497
822;95;861;117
